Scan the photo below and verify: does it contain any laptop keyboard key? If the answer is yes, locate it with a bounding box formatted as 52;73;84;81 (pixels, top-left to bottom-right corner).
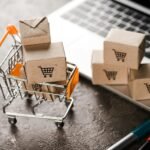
106;25;112;31
109;19;117;24
78;21;87;27
97;21;106;27
140;25;149;31
131;21;140;26
92;11;101;17
105;10;113;15
146;35;150;41
117;6;125;12
77;5;91;13
126;27;135;31
87;25;98;33
142;18;150;24
100;15;109;20
133;14;143;20
70;10;87;19
68;17;79;23
118;23;126;28
145;41;150;48
122;17;131;23
85;1;96;7
114;14;122;18
100;0;108;4
125;10;134;15
108;3;116;8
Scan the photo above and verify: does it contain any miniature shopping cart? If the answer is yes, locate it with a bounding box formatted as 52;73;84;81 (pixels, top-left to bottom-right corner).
144;83;150;93
103;69;117;80
0;25;79;128
112;49;126;62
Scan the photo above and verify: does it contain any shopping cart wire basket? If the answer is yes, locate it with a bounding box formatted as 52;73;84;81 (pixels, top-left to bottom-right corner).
0;25;79;128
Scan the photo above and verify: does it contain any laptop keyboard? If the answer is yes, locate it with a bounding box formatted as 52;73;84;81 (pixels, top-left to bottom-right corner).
61;0;150;52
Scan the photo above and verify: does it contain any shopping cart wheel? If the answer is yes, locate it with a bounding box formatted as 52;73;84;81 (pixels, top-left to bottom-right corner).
24;92;32;98
8;117;17;125
55;121;64;128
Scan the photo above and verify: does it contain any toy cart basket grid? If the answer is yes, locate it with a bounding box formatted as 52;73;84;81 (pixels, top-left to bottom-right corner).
112;49;126;62
0;26;79;128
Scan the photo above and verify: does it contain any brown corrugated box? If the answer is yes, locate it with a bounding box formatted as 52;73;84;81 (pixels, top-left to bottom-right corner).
23;42;67;84
92;50;128;85
104;29;146;69
19;17;51;50
129;64;150;100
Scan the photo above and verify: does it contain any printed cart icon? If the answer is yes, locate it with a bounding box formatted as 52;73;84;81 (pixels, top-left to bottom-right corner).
32;83;42;91
112;49;126;62
144;83;150;93
103;69;117;80
38;66;54;78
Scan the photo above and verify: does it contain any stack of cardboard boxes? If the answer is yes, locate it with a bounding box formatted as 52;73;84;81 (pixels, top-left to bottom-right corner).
92;28;149;101
19;17;66;100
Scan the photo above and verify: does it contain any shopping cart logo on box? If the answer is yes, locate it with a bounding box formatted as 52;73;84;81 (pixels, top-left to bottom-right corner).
38;66;54;78
103;69;118;80
144;83;150;93
0;25;79;128
112;49;127;62
32;84;42;91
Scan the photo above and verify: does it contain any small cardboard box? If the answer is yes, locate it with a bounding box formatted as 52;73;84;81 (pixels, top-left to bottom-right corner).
92;50;128;85
129;64;150;100
23;42;67;83
104;29;146;69
19;17;51;49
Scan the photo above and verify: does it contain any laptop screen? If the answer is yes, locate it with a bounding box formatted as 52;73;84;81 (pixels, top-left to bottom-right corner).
130;0;150;8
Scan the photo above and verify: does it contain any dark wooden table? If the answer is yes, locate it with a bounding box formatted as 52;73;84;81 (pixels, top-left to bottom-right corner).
0;1;149;150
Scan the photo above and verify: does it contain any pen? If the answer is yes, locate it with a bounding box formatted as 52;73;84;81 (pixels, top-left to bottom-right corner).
108;120;150;150
138;136;150;150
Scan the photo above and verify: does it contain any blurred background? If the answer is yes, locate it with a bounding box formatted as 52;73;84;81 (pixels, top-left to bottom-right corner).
0;0;69;25
0;0;70;60
0;1;149;150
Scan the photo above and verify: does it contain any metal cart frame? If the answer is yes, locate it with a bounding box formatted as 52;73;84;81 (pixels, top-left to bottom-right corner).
0;29;79;128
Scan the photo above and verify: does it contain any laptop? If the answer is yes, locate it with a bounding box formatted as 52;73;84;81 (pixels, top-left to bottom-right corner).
48;0;150;111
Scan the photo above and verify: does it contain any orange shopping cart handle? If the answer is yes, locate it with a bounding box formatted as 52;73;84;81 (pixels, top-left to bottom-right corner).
6;24;18;35
66;67;79;100
0;25;18;46
0;32;9;46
